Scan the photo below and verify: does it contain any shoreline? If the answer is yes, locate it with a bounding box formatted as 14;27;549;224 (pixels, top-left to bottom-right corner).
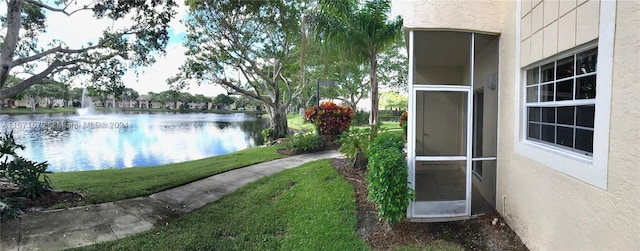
0;107;266;115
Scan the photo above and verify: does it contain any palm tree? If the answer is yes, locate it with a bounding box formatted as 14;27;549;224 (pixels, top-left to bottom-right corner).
313;0;403;126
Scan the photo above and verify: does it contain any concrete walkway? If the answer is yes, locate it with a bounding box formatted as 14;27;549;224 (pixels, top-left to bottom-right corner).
0;150;341;251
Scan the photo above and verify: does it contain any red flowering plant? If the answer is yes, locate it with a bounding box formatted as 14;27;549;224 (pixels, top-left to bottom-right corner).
305;101;354;142
399;112;408;136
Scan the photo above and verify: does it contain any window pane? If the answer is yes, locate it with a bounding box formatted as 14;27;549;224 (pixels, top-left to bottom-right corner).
577;48;597;75
541;83;554;101
523;47;598;157
542;107;555;123
575;129;594;153
527;67;539;85
576;105;595;128
526;86;538;102
541;125;555;143
556;126;574;148
528;107;541;122
473;161;483;177
556;79;574;101
556;56;574;79
557;106;575;125
541;62;555;82
528;123;541;139
576;75;596;99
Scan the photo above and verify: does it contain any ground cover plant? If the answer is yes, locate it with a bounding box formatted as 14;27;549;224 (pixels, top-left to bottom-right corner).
71;160;369;251
48;146;284;204
281;132;323;155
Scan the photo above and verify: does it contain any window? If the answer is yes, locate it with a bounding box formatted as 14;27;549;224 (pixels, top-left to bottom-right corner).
524;47;597;156
515;0;614;190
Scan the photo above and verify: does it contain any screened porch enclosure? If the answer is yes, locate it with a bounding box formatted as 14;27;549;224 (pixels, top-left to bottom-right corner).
408;31;499;220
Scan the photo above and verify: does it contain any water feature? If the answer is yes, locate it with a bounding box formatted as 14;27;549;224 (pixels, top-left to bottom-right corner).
76;88;94;116
0;112;268;172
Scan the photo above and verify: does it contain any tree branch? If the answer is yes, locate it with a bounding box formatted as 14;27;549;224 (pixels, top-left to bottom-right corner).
219;78;268;105
0;53;119;99
24;0;96;16
12;43;104;66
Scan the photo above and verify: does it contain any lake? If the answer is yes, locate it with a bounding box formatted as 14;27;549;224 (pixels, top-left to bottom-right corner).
0;112;268;172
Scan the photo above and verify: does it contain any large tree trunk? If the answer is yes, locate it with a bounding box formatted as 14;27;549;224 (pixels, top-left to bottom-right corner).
0;0;24;90
369;55;379;126
266;104;288;141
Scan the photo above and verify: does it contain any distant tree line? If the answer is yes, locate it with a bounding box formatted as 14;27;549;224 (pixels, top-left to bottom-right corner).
3;76;254;112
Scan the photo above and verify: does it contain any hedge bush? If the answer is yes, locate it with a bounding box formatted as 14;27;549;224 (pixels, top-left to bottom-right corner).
366;133;414;225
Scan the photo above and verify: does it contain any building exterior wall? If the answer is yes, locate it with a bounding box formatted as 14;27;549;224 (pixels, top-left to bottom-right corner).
520;0;600;66
398;0;639;249
497;0;640;250
395;0;504;33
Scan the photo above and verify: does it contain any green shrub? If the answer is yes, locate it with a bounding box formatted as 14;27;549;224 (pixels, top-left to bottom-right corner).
337;128;370;169
337;127;383;169
261;127;273;144
0;131;52;198
0;131;52;219
3;156;52;198
282;133;323;154
366;133;414;225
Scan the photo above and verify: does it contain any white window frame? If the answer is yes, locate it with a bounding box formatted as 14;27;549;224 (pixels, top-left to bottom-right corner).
524;44;597;156
513;0;616;190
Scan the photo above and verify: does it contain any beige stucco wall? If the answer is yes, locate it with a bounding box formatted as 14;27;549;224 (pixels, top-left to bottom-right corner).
399;0;639;249
521;0;601;67
394;0;504;33
496;0;640;250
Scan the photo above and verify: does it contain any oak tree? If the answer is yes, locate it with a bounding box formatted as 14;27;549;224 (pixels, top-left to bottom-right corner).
173;0;307;141
0;0;177;99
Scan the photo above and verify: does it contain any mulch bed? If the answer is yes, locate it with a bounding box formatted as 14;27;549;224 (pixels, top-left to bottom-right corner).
0;181;85;216
330;157;529;251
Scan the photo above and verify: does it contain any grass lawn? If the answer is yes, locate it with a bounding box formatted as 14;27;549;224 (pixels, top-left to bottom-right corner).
72;160;370;251
287;113;315;132
352;121;402;131
49;146;284;204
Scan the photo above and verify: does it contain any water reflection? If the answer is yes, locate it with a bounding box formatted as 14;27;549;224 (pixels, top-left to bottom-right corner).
0;112;267;172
